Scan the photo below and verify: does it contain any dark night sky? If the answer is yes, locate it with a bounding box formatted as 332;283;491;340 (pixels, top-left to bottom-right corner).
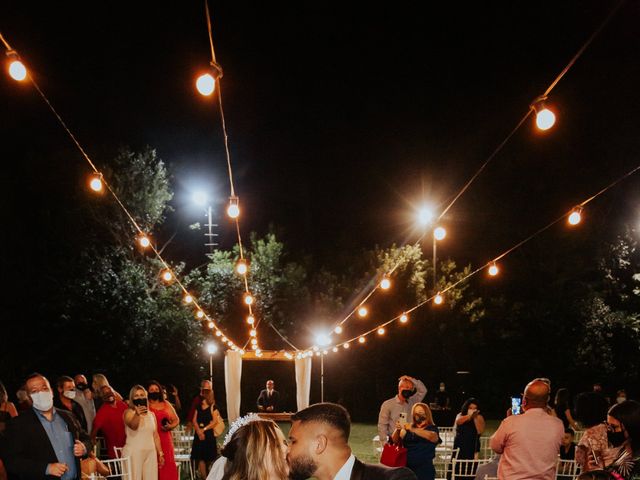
2;2;640;340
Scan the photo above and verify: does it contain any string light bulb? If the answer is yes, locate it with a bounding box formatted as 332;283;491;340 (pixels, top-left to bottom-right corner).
357;306;368;318
89;173;104;193
251;338;257;345
358;336;366;344
247;315;255;325
434;226;447;241
488;262;499;277
400;313;409;323
343;342;350;349
215;330;222;337
434;292;444;305
250;329;257;337
377;327;386;335
531;97;556;131
334;326;343;334
138;235;151;249
183;294;193;304
332;347;338;353
196;310;205;319
161;270;173;283
235;259;248;275
380;277;391;290
196;73;215;96
6;52;27;81
244;293;254;305
207;321;214;329
227;196;240;219
568;207;583;226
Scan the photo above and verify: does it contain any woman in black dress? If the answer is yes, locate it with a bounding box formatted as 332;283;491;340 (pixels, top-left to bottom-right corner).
554;388;579;431
453;398;485;460
191;385;222;479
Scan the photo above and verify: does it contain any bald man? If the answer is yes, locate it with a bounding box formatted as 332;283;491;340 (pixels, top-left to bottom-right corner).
288;403;416;480
490;379;564;480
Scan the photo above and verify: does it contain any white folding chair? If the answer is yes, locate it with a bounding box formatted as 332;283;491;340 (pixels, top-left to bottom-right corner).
95;436;108;459
113;447;124;459
479;436;495;460
556;459;580;479
438;426;455;448
452;458;489;480
100;456;132;480
434;447;459;480
372;435;383;456
573;430;585;444
173;431;194;480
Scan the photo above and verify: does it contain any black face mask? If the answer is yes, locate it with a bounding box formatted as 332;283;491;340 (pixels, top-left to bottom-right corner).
401;389;414;399
148;392;163;401
414;414;427;423
608;430;626;447
132;398;148;407
76;383;89;391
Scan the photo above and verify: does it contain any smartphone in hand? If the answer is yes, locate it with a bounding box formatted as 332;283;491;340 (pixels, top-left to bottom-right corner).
511;396;522;415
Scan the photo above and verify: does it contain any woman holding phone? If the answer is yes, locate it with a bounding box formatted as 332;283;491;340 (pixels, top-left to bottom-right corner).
454;398;485;459
604;400;640;479
147;381;179;480
123;385;164;480
392;402;440;480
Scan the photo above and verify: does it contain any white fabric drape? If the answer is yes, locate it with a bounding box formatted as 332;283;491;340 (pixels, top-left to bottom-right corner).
294;356;312;411
224;350;243;422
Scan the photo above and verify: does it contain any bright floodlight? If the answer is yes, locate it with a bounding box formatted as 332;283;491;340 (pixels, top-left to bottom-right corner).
418;207;434;226
193;191;208;206
206;342;217;355
380;277;391;290
315;333;331;347
334;325;343;334
196;73;216;96
568;207;582;226
488;263;499;277
89;173;103;192
357;306;368;318
434;226;446;241
536;108;556;131
8;59;27;81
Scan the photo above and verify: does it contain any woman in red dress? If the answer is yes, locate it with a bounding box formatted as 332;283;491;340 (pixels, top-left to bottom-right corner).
147;381;179;480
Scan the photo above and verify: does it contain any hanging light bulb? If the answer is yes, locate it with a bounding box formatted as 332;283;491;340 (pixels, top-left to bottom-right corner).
227;196;240;219
380;277;391;290
358;336;366;344
332;347;338;353
207;321;214;329
488;262;499;277
89;173;104;192
531;96;556;131
235;259;248;275
244;293;254;305
434;226;447;241
6;52;27;81
434;292;444;305
251;338;257;345
357;306;368;318
138;235;151;249
568;207;583;226
250;329;257;337
377;327;386;335
343;342;350;349
251;344;258;350
161;270;173;282
400;313;409;323
247;315;255;325
195;62;223;96
215;330;222;337
196;310;205;319
183;294;193;304
334;325;343;334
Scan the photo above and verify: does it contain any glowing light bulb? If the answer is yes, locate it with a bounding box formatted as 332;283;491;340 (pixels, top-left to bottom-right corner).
207;321;214;329
251;338;257;345
138;235;151;248
244;293;254;305
240;350;246;355
334;326;343;334
434;226;446;241
235;260;248;275
196;310;205;319
89;173;103;192
184;294;193;304
488;263;499;276
568;207;583;226
247;315;255;325
400;313;409;323
161;270;173;282
332;347;338;353
227;202;240;219
196;73;216;96
418;207;434;226
357;306;368;318
343;342;350;349
250;329;257;337
434;293;444;305
536;108;556;130
8;59;27;81
358;336;366;344
380;277;391;290
377;328;386;335
251;344;258;350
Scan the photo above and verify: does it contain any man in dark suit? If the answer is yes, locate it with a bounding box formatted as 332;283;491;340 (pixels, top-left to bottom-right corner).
256;379;280;412
287;402;416;480
4;373;92;480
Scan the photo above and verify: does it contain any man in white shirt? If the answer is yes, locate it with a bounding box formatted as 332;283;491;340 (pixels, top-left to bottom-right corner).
287;402;416;480
378;375;427;443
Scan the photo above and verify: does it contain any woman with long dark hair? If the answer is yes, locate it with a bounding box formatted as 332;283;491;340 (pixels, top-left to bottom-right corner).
191;383;224;480
555;388;579;431
453;398;485;460
147;381;178;480
605;400;640;479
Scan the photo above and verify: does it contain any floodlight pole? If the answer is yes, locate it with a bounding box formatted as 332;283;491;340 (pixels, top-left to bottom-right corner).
209;354;214;385
204;205;219;254
320;355;324;402
433;236;437;291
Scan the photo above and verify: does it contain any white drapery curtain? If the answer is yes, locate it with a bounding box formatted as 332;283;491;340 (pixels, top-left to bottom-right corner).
294;356;312;411
224;350;243;422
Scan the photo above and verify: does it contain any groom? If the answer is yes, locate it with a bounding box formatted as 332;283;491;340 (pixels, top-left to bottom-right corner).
287;402;416;480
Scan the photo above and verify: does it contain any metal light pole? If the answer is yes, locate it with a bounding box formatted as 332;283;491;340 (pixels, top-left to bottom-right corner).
320;354;324;402
204;205;218;254
206;343;217;386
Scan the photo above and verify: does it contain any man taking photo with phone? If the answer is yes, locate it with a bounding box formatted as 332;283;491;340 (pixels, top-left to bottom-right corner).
378;375;427;444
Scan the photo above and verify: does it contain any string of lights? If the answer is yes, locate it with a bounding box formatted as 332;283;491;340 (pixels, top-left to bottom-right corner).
1;32;243;353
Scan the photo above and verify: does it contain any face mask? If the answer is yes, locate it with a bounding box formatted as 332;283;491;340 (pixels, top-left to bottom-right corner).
401;389;413;399
414;414;427;423
76;383;89;391
468;408;477;415
148;392;163;401
63;390;76;400
31;391;54;411
104;395;115;404
616;397;626;404
607;430;626;447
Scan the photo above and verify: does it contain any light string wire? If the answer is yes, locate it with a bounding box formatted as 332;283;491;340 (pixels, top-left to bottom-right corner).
437;0;626;222
326;162;640;352
1;32;242;352
327;0;626;341
202;1;298;352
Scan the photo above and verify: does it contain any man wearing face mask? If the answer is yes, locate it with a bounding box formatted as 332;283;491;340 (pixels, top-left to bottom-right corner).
53;377;88;433
91;386;128;459
378;375;427;444
72;375;95;434
4;373;91;480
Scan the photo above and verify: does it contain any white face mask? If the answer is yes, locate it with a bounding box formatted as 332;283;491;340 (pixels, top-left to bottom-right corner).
63;390;76;400
31;391;54;411
468;408;477;415
616;397;626;404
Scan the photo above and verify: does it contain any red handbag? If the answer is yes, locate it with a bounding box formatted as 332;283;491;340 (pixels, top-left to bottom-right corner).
380;441;407;467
